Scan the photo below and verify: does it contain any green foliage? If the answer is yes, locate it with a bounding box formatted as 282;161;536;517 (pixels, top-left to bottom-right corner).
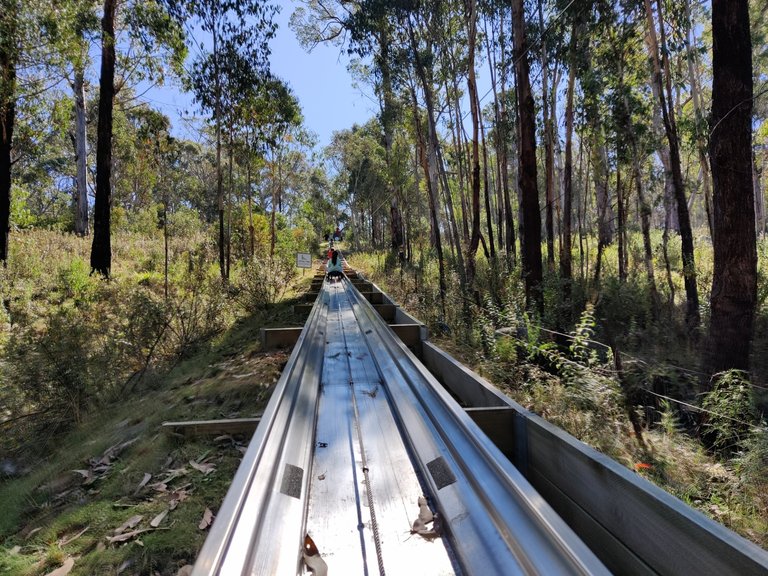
569;304;598;366
233;257;297;313
0;230;242;437
701;371;760;455
57;257;97;304
10;185;37;229
5;304;114;426
163;266;231;360
113;204;163;236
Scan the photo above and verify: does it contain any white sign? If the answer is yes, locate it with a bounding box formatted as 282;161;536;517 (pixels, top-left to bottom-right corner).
296;252;312;269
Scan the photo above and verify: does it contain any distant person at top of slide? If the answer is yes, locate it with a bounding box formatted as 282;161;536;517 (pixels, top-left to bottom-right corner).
326;250;344;281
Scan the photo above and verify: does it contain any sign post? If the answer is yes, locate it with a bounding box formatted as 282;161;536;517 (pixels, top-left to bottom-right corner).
296;252;312;276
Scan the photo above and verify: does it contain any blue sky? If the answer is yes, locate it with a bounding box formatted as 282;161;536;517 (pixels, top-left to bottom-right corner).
271;2;377;147
141;1;376;149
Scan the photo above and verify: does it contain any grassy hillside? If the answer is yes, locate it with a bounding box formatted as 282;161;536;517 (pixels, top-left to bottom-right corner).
0;229;312;576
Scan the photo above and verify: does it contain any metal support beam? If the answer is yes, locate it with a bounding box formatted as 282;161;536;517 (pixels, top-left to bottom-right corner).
260;327;303;350
389;323;424;347
373;304;396;322
162;418;261;438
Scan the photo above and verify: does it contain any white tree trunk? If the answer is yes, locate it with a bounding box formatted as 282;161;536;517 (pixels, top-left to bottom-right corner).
73;68;89;236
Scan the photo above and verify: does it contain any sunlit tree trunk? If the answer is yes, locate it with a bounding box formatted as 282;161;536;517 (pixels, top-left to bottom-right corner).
684;0;713;242
481;115;495;261
465;0;481;287
539;1;555;268
644;0;699;329
246;128;255;259
407;17;466;289
72;66;89;236
409;82;446;309
616;167;626;282
560;23;577;295
446;74;470;244
752;150;764;236
212;27;226;280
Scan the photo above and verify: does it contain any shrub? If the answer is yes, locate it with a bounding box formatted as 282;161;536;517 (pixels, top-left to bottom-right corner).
57;257;98;304
3;304;124;427
232;258;297;314
701;371;760;455
164;268;231;358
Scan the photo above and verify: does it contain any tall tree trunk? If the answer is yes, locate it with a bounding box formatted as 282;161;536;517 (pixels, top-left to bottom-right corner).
616;167;626;282
90;0;117;277
448;75;471;244
0;63;13;266
408;18;467;289
539;1;555;268
560;24;577;293
164;202;169;299
644;0;699;329
73;67;89;236
211;27;226;279
706;0;756;375
410;82;447;308
753;150;764;236
0;1;16;265
226;136;233;279
580;148;589;280
684;0;714;242
511;0;543;312
270;153;276;258
484;12;505;252
634;161;659;309
481;115;495;261
465;0;481;287
246;132;254;259
498;5;516;266
589;125;614;248
378;25;405;255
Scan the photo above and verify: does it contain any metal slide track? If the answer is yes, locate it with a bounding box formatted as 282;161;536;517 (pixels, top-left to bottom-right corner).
192;277;611;575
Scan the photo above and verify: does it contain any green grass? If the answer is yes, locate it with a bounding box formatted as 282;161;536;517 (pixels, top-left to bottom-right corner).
0;229;304;575
0;306;291;575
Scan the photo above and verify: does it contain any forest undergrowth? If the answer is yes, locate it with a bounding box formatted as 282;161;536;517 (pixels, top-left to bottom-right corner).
0;224;314;575
352;234;768;549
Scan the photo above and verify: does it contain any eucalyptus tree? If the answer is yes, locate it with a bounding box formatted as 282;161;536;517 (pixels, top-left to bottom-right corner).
576;3;617;288
229;78;300;260
326;122;388;249
1;1;20;262
46;0;99;236
90;0;186;277
557;0;588;296
233;77;301;259
292;0;409;257
481;0;516;265
643;0;699;329
163;0;277;280
706;0;756;375
0;0;51;262
89;0;118;277
463;0;482;287
511;0;543;312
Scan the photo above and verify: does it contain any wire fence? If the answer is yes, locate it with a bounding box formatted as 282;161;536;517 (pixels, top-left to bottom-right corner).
495;319;768;434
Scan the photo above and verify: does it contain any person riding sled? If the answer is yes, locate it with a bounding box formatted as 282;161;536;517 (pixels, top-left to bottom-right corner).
326;249;344;281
